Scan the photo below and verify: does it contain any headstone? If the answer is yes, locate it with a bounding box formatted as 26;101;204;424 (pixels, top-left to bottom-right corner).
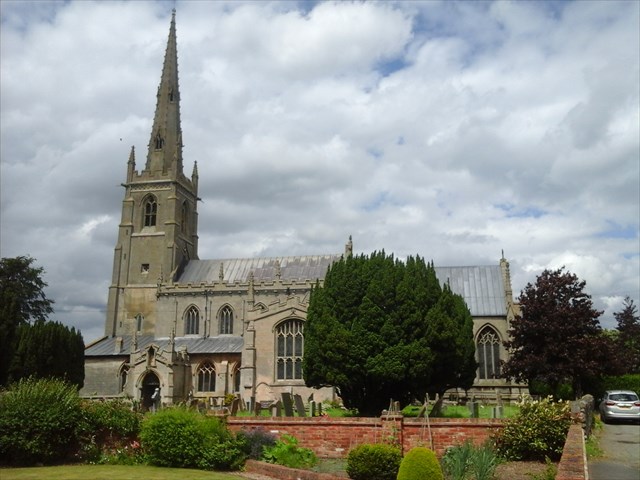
281;392;295;417
492;406;503;418
468;401;479;418
317;402;322;416
310;401;316;417
230;398;240;416
271;400;282;417
294;394;307;417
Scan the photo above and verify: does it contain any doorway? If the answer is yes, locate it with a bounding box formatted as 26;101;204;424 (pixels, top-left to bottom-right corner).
141;371;160;412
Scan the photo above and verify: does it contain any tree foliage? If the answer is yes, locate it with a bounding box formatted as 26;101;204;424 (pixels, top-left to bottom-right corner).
502;267;605;398
0;256;54;385
614;296;640;373
304;251;476;416
8;319;85;388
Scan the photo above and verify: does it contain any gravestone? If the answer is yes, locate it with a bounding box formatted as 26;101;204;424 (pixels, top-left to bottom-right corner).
492;406;503;418
281;392;295;417
310;401;316;417
271;400;282;417
468;401;479;418
317;402;322;416
294;394;307;417
229;398;240;416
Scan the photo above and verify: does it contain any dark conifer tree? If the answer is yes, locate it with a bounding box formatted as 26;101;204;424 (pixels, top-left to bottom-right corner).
304;251;477;416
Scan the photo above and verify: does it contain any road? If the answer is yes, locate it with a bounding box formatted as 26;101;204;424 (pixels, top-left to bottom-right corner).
589;422;640;480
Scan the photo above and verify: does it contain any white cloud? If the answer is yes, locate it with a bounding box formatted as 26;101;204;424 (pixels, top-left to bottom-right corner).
1;0;638;343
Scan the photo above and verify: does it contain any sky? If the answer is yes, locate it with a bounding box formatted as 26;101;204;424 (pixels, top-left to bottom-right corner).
1;0;638;344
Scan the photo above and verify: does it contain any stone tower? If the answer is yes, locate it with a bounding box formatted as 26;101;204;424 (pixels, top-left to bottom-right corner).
105;11;198;337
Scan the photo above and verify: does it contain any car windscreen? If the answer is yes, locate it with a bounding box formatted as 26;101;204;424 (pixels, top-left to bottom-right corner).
609;393;638;402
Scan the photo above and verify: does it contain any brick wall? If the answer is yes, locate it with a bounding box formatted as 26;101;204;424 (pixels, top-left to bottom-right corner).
227;416;504;458
555;424;588;480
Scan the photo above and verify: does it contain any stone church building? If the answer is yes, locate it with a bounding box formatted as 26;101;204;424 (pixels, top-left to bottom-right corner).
81;13;522;411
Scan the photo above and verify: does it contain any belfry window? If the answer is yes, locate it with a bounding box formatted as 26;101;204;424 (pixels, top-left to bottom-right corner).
276;319;304;381
181;202;188;234
154;131;164;149
219;306;233;334
144;197;157;227
184;306;199;335
197;362;216;392
477;327;501;379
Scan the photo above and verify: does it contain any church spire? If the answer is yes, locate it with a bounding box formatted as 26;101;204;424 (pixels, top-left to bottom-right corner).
145;10;183;175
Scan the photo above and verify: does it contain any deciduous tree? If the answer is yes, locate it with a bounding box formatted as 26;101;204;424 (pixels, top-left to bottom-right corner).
502;267;604;398
0;256;54;385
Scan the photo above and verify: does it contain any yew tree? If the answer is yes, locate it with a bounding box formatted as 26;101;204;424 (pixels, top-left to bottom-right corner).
502;267;604;398
303;251;476;416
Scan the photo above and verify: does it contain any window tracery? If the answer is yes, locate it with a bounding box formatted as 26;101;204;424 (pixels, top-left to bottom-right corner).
275;319;304;380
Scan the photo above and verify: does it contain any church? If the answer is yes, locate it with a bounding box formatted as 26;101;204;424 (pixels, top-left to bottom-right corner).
81;13;522;411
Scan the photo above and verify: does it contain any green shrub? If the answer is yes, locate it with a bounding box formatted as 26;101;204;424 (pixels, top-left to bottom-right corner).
80;399;141;445
397;446;443;480
140;406;243;469
346;443;402;480
262;434;317;469
236;427;277;459
197;438;246;471
493;396;571;461
0;377;83;466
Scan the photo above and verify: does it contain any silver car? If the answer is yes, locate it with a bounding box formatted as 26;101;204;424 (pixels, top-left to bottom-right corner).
599;390;640;424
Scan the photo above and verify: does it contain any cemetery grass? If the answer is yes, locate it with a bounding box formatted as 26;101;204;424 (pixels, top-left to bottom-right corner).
0;465;242;480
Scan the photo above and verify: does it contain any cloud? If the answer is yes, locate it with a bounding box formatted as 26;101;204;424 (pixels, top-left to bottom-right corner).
1;0;638;341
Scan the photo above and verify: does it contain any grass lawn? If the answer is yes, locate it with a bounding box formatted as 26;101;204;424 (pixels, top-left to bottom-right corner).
402;404;520;418
0;465;240;480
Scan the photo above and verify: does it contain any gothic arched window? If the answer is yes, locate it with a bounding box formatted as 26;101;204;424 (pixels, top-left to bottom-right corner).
143;196;157;227
275;319;304;381
184;305;199;335
219;306;233;334
118;363;129;393
180;201;188;234
135;314;144;332
477;326;501;379
197;362;216;392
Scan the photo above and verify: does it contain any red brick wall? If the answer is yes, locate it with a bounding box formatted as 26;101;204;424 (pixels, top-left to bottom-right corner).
227;416;504;458
555;424;587;480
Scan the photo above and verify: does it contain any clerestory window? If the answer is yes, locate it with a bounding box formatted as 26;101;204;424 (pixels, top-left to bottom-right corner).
275;319;304;381
197;362;216;392
477;327;501;379
219;306;233;334
184;305;200;335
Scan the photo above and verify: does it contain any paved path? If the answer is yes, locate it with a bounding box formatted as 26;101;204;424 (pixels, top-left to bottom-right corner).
589;422;640;480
